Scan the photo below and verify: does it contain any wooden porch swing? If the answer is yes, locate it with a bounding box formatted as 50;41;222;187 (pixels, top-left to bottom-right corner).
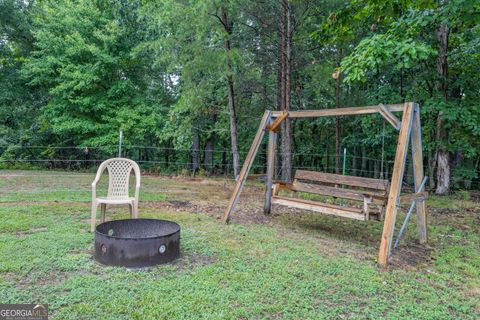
222;102;428;266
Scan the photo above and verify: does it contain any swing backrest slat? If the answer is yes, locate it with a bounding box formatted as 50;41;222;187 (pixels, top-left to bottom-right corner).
294;170;389;192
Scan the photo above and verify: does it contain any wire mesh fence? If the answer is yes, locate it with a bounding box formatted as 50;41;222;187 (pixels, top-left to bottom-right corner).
1;145;479;190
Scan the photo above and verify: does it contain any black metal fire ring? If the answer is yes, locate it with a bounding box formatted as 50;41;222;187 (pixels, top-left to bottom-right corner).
94;218;180;267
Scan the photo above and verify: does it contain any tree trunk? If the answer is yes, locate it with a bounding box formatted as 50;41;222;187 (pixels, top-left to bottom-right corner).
335;122;340;174
191;133;200;175
435;22;450;194
352;146;357;176
204;113;217;174
219;6;241;180
436;151;450;193
280;0;293;182
276;0;284;177
368;159;374;179
335;60;341;174
204;137;215;174
451;149;463;188
324;137;329;172
361;146;367;177
374;159;380;179
428;130;436;190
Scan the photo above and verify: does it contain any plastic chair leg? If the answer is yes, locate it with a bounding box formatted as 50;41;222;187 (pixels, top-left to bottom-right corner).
91;202;98;232
100;203;106;223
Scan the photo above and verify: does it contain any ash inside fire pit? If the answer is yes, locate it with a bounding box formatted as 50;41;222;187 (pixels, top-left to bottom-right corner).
94;219;180;267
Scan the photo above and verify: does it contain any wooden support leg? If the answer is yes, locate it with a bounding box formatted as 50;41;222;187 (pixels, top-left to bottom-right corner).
410;103;427;243
378;102;415;266
363;196;372;221
264;123;277;214
223;111;272;223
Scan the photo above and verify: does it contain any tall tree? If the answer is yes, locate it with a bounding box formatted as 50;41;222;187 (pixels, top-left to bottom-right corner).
0;0;40;153
279;0;293;182
22;0;165;152
435;20;450;194
217;6;241;179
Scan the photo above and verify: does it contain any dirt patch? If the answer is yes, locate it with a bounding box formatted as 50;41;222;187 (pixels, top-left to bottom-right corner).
142;182;279;225
389;243;436;270
0;201;89;207
0;272;18;285
168;200;190;207
170;252;217;272
3;269;101;289
278;225;374;261
16;227;48;237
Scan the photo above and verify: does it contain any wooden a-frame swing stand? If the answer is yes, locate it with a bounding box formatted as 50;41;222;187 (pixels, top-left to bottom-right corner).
222;102;428;266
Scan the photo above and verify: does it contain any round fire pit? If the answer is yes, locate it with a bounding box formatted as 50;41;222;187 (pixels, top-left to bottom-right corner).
94;219;180;267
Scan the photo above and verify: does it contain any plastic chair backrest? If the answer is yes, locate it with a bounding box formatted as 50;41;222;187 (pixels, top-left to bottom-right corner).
95;158;140;199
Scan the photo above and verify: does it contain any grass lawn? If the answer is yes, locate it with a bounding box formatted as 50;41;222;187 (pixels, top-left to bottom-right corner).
0;170;479;319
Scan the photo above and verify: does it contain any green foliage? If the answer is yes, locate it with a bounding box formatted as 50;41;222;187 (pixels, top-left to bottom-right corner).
341;34;435;82
20;0;160;148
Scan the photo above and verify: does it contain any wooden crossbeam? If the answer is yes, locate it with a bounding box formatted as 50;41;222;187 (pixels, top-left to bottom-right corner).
267;112;288;132
271;103;404;118
378;104;401;130
399;191;428;204
223;111;271;223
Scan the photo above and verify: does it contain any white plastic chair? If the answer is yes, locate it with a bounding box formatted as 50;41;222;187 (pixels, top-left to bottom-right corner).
91;158;141;232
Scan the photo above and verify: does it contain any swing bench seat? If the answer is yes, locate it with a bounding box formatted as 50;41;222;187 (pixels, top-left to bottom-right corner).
271;170;389;221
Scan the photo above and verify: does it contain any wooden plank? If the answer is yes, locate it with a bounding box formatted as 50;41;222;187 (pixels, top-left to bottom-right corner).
411;103;428;244
267;112;288;132
273;195;362;213
378;102;415;266
290;181;386;204
378;104;401;130
271;103;405;118
295;170;389;191
223;111;271;223
399;191;428;204
271;196;366;220
263;119;277;214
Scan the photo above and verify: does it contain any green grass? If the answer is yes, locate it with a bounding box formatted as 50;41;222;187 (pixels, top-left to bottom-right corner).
0;170;479;319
